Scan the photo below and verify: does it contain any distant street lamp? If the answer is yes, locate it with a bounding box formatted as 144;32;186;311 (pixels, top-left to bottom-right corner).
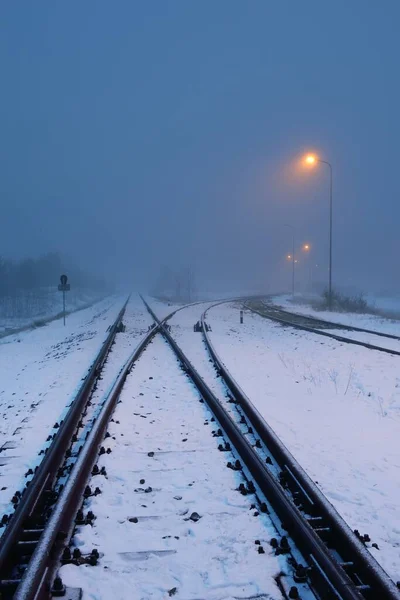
304;153;333;309
284;224;295;299
284;228;312;298
302;243;313;290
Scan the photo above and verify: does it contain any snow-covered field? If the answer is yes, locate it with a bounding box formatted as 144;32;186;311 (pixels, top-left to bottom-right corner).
0;295;133;522
201;302;400;582
60;334;283;600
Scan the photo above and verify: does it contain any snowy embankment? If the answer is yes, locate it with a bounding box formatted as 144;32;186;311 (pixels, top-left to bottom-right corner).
203;302;400;582
0;290;110;338
272;294;400;336
60;334;282;600
0;295;132;523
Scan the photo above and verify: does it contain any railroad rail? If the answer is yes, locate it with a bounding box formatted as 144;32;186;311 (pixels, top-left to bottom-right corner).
246;300;400;356
3;295;399;599
199;302;400;600
260;303;400;341
146;298;400;599
0;297;213;599
0;297;133;599
57;321;298;599
145;300;398;600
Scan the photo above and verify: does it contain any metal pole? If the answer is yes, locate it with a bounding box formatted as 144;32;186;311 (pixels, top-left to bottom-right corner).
284;224;295;299
63;290;66;326
317;160;333;310
292;232;295;299
328;163;333;310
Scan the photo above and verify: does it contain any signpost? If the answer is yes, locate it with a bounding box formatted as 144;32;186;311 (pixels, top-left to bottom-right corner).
58;274;71;326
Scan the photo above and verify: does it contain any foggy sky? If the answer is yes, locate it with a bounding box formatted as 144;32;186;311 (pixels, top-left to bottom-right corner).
1;1;400;294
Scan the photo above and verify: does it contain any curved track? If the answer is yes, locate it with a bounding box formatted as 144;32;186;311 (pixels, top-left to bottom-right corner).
147;299;400;600
59;330;290;599
197;302;400;600
246;300;400;356
3;295;399;600
0;298;227;599
0;297;156;599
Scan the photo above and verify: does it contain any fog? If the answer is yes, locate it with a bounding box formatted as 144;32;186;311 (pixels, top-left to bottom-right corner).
1;2;400;297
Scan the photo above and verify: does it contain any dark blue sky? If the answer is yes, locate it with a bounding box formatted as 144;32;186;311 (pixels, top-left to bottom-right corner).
1;1;399;292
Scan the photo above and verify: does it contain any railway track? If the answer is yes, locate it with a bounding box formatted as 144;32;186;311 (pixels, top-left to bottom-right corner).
246;300;400;356
196;303;400;600
58;329;290;599
0;298;132;599
150;299;400;600
0;298;229;599
1;295;399;599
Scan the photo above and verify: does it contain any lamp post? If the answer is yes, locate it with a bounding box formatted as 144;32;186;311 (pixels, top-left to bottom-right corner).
305;154;333;309
302;243;311;291
284;224;295;299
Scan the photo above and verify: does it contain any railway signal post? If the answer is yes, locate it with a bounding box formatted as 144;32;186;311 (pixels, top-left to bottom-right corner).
58;274;71;326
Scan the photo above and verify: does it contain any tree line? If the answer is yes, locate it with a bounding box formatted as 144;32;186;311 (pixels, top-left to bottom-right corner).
152;265;196;302
0;252;109;320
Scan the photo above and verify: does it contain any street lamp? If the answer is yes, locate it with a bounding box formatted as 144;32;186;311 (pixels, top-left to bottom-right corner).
304;153;333;309
302;243;313;290
284;224;295;299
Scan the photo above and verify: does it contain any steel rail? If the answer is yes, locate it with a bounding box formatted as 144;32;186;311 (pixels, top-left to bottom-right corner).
201;303;400;600
259;301;400;341
0;297;130;581
246;302;400;357
143;299;376;600
9;296;209;599
14;324;161;600
10;293;398;600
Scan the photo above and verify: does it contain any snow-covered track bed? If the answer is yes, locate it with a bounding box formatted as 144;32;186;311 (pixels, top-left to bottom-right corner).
148;299;399;600
1;297;255;599
59;333;288;600
197;304;400;600
0;298;132;599
246;301;400;356
143;300;400;600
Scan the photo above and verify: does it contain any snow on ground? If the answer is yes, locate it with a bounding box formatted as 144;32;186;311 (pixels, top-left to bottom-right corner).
147;297;226;323
272;294;400;337
166;302;231;403
60;334;283;600
146;297;186;321
0;295;148;524
261;297;400;354
319;327;400;354
203;302;400;582
58;297;154;487
147;294;256;324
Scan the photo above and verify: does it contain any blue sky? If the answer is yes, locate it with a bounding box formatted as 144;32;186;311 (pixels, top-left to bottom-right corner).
1;1;399;292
